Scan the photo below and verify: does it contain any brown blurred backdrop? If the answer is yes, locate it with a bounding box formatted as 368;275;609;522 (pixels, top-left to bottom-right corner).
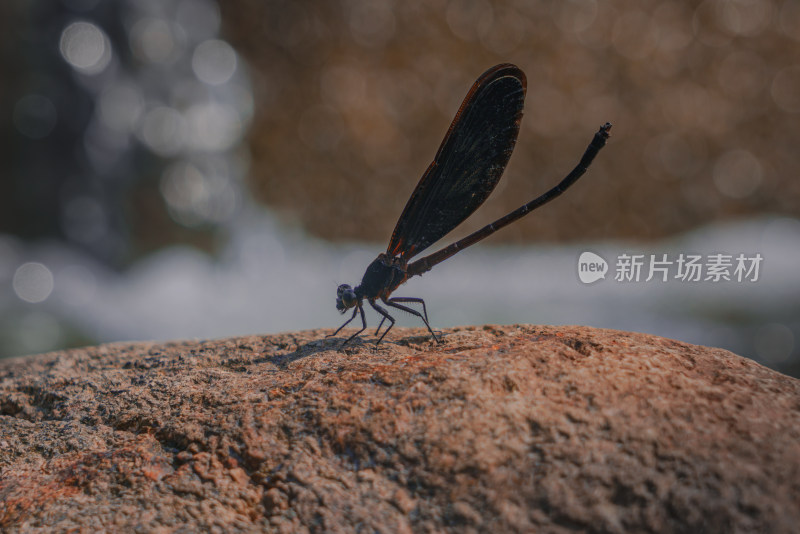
3;0;799;260
224;0;800;246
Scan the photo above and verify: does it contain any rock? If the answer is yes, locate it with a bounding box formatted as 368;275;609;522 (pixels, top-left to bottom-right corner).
1;325;799;533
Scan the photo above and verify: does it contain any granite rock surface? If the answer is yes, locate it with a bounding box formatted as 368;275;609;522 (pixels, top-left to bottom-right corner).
2;325;799;533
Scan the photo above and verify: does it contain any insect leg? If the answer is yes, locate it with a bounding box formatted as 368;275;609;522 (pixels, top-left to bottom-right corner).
386;296;431;323
369;299;396;345
328;306;359;338
384;297;441;343
375;316;387;337
341;303;368;347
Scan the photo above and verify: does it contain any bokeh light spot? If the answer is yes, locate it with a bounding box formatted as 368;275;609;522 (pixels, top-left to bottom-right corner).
612;9;658;60
62;196;108;245
160;160;238;227
779;0;800;41
771;66;800;113
692;1;729;47
321;64;367;110
652;3;693;52
446;0;493;42
13;262;55;304
130;17;182;64
719;0;772;37
176;0;221;40
98;82;144;133
13;94;57;140
139;106;186;156
479;6;527;55
713;149;763;199
716;50;767;100
348;1;396;48
185;103;243;151
59;21;112;75
551;0;598;35
192;39;237;85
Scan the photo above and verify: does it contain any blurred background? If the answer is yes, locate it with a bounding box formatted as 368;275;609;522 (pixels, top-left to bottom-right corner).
1;0;798;377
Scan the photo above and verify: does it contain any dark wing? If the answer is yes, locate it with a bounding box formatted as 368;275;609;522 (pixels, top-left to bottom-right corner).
386;63;526;260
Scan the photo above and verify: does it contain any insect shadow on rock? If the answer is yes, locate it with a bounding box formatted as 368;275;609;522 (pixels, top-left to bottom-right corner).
329;63;612;348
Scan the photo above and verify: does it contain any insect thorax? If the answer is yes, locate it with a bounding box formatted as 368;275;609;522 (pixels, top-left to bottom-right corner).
357;253;408;300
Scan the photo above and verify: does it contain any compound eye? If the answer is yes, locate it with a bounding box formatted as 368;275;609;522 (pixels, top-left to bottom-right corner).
336;284;352;298
336;284;357;312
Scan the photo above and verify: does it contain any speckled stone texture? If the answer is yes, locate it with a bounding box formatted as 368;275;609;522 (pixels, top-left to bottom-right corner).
2;325;799;533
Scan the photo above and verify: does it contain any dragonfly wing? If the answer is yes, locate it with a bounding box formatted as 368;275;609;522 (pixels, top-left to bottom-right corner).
387;63;526;259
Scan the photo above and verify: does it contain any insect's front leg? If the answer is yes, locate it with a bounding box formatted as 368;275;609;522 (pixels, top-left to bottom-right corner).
328;306;359;338
340;303;368;348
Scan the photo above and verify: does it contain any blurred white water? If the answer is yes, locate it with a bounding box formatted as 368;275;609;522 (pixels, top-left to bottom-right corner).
1;211;798;374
